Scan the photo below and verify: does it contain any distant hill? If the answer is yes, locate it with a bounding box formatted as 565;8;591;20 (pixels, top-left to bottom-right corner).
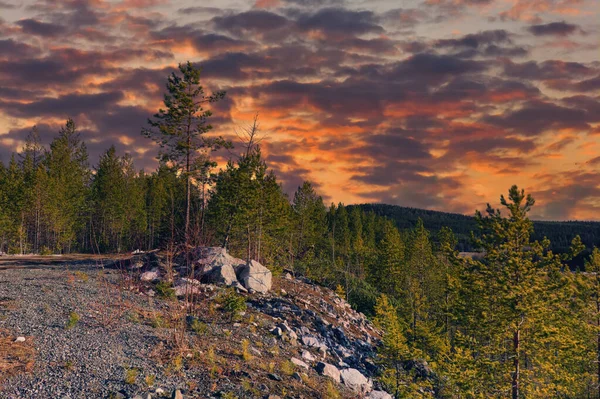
353;204;600;267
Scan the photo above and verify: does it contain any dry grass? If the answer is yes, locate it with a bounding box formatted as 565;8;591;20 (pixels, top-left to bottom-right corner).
0;329;35;381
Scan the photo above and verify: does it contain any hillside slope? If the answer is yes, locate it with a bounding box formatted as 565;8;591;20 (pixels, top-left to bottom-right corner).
0;252;396;399
354;203;600;257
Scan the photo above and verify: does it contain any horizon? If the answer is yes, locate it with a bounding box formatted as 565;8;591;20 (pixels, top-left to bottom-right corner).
0;0;598;220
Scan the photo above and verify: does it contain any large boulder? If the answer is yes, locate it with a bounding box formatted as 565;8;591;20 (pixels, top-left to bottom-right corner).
195;247;244;287
315;362;340;383
340;368;373;394
238;260;272;293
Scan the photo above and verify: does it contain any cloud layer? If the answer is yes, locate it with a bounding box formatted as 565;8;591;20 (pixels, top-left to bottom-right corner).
0;0;598;220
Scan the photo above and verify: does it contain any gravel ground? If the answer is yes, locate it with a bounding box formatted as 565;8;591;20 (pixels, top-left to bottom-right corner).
0;261;204;399
0;256;382;399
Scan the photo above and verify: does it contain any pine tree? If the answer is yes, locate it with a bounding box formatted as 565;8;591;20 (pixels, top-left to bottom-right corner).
291;181;327;274
19;127;46;253
44;118;90;252
461;185;584;398
142;61;228;243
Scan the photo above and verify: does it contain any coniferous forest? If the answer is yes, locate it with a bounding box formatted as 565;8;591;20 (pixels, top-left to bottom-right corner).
3;63;600;398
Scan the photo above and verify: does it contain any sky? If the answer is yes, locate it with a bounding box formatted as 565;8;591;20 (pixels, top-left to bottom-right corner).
0;0;598;220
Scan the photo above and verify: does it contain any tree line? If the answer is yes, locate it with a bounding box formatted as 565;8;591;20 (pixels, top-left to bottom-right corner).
2;62;600;398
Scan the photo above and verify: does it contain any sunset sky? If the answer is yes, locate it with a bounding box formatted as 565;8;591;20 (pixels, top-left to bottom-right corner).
0;0;598;220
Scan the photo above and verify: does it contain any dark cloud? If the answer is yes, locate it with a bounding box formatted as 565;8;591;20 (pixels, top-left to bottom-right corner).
435;30;528;58
484;100;591;135
17;18;66;36
436;29;511;49
177;6;228;15
0;1;18;9
0;39;39;59
528;21;579;36
212;10;290;38
296;7;383;36
1;91;124;118
503;59;594;81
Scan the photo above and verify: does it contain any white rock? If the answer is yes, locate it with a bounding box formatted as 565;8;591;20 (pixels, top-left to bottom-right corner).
238;260;272;293
195;247;244;286
301;335;322;347
340;368;373;394
301;350;316;362
140;268;160;281
291;357;309;370
315;362;340;383
14;336;25;343
173;278;202;296
368;391;393;399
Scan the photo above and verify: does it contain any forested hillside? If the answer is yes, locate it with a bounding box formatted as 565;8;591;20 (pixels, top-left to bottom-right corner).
355;203;600;264
2;62;600;398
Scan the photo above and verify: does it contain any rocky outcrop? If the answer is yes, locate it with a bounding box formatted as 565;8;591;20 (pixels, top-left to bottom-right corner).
196;247;243;287
237;259;272;293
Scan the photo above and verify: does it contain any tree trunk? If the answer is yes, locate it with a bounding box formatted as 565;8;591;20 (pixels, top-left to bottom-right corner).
512;328;520;399
596;298;600;399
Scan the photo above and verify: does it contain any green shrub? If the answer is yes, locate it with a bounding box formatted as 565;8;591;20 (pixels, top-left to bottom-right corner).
66;312;80;329
220;289;247;321
155;281;175;299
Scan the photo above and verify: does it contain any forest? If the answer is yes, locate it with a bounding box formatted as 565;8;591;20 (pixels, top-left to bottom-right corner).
2;62;600;398
355;203;600;261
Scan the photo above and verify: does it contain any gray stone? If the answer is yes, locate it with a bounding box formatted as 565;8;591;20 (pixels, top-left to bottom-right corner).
291;357;309;370
368;391;393;399
195;247;244;286
173;278;201;296
140;268;160;281
301;350;316;362
315;362;340;383
238;260;272;293
340;368;373;394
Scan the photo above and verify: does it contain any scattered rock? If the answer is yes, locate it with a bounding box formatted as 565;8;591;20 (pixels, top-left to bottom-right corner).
301;350;316;362
284;272;293;280
14;336;26;342
340;368;373;394
172;389;183;399
291;357;309;370
315;362;340;383
238;260;272;293
268;373;282;381
271;327;283;337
